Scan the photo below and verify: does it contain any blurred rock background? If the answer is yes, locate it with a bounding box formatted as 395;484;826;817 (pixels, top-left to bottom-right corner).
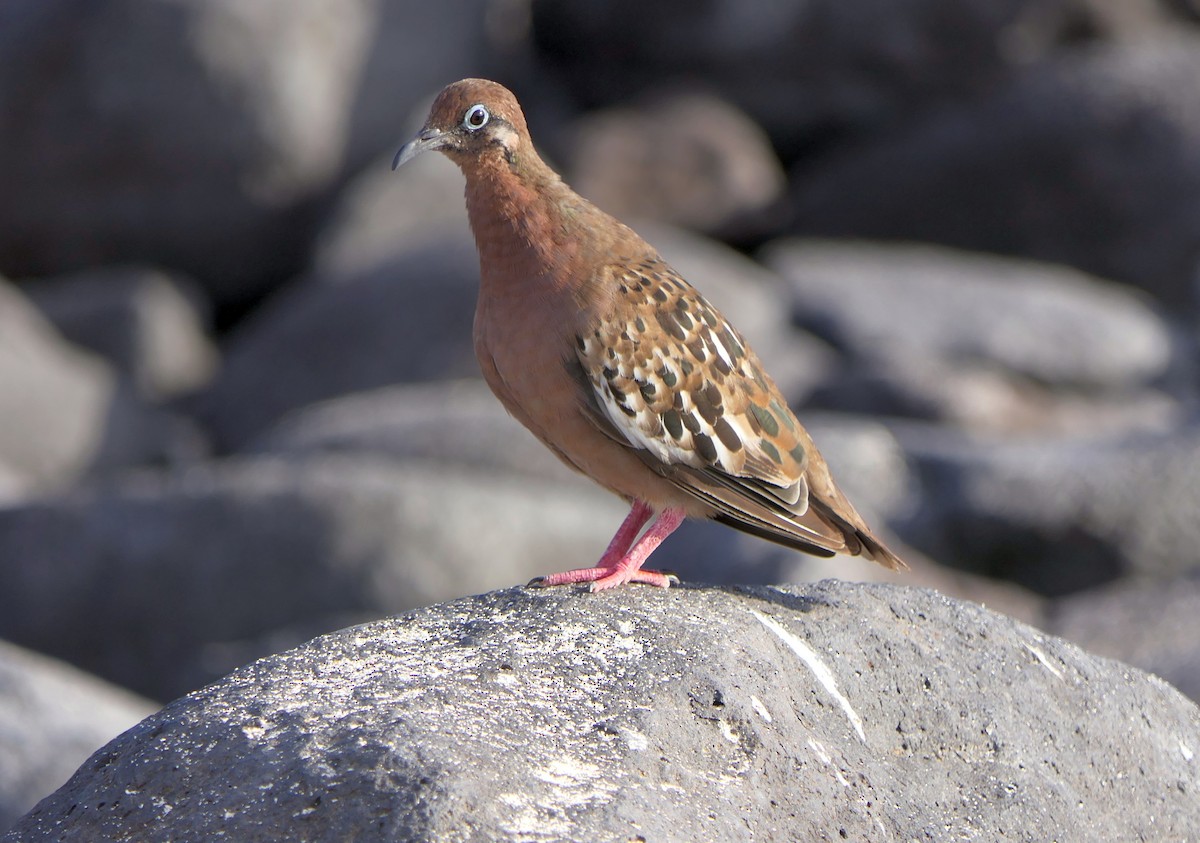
2;0;1200;829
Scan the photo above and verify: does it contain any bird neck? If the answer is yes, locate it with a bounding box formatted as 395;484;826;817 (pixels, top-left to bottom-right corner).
460;151;590;298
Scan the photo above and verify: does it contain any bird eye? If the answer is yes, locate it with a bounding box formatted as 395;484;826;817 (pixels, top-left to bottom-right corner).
462;104;490;132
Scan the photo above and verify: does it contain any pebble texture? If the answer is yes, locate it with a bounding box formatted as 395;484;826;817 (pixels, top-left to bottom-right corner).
7;583;1199;841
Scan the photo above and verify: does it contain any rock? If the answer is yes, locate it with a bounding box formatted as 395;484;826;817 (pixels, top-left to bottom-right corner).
0;454;625;700
251;379;593;485
895;424;1200;595
762;239;1181;435
0;640;156;834
0;278;113;493
6;582;1199;840
804;351;1182;435
530;0;1171;155
789;36;1200;309
199;231;482;449
562;88;786;237
312;146;470;281
0;0;372;304
21;266;218;400
763;239;1173;390
1046;576;1200;703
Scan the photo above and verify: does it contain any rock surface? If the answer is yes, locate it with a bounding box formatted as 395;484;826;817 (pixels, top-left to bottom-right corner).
789;37;1200;308
198;234;484;449
6;582;1199;841
0;278;114;495
897;426;1200;595
0;0;373;304
22;266;218;400
763;239;1173;391
1046;575;1200;703
0;641;155;834
562;88;786;236
0;454;625;700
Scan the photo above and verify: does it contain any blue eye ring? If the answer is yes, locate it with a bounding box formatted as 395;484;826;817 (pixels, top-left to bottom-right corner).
463;104;490;132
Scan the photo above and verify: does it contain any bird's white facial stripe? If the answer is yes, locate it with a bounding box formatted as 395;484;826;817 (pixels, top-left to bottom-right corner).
491;123;519;153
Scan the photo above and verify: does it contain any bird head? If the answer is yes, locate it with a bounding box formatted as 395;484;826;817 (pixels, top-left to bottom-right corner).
393;79;530;171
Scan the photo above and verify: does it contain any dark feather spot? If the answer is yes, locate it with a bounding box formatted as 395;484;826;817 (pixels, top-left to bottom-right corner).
750;403;780;437
703;381;722;410
746;407;762;434
760;439;782;464
618;284;629;294
770;398;798;432
701;308;719;328
676;297;690;311
750;364;769;389
658;366;677;388
673;391;685;411
602;365;616;380
686;338;707;361
789;443;805;463
634;316;646;332
575;335;586;353
714;418;742;451
682;412;702;434
663;409;684;439
638;381;657;401
722;327;745;359
680;358;694;376
676;309;694;330
652;287;668;302
693;391;720;425
694;433;718;464
610;387;636;417
656;310;687;341
713;355;732;376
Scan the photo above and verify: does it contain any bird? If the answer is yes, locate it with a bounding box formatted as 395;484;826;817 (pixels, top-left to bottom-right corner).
393;79;906;591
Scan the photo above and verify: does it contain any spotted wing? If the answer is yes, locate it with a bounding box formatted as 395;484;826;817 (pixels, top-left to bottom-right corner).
575;256;863;557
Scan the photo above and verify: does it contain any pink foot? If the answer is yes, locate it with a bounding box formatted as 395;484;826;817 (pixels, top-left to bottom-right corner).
529;504;687;592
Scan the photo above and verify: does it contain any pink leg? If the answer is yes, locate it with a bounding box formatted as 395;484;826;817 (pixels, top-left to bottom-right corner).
595;499;655;567
530;503;687;592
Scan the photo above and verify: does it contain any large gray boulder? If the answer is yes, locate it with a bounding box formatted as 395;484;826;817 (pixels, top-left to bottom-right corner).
530;0;1159;153
1046;575;1200;703
198;232;485;449
762;239;1180;435
0;276;190;500
562;88;786;237
0;454;625;700
0;641;155;834
22;265;218;400
763;239;1172;391
0;278;114;495
0;0;372;302
789;37;1200;309
6;582;1199;840
895;424;1200;594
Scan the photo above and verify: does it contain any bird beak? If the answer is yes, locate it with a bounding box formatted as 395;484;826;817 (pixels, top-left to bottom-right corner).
392;127;448;170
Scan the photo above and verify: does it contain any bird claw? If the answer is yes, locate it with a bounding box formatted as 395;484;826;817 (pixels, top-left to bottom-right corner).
526;567;680;591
